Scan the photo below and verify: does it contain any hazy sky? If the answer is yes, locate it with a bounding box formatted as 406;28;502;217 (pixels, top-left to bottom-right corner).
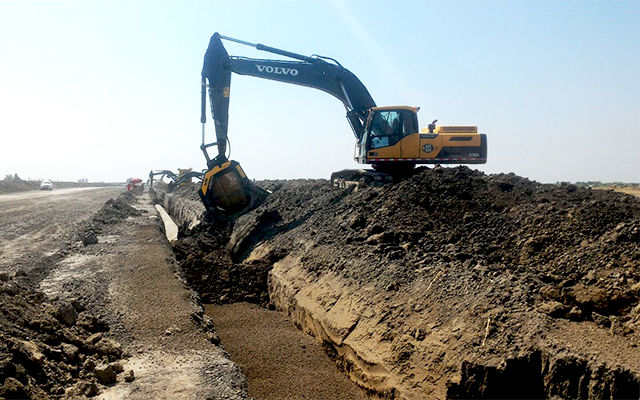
0;0;638;183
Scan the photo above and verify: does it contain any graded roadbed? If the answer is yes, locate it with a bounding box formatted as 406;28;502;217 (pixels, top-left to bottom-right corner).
41;192;247;399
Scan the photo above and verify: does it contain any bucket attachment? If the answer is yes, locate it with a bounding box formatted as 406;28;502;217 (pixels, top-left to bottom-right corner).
198;160;268;220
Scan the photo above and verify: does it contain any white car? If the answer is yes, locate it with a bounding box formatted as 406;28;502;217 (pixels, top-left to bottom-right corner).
40;180;53;190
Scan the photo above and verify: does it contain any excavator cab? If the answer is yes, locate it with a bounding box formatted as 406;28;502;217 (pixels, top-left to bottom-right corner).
358;106;487;168
362;107;418;151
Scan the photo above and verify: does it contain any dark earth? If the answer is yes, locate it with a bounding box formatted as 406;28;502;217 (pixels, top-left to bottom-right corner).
3;166;638;399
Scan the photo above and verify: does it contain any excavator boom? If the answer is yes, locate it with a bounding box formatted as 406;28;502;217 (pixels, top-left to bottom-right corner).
201;33;376;147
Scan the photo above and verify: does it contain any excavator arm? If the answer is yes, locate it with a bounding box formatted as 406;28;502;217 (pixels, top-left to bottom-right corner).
200;32;376;167
148;170;178;189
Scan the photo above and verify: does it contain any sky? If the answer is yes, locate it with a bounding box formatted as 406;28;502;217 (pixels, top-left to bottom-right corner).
0;0;638;183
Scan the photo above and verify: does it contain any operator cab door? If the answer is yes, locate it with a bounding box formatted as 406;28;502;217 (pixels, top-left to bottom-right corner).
360;109;419;162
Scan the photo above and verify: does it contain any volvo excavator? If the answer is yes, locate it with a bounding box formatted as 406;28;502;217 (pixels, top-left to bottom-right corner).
198;33;487;219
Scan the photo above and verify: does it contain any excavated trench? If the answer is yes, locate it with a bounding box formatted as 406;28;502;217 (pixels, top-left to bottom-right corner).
204;302;368;399
152;171;640;400
152;186;368;399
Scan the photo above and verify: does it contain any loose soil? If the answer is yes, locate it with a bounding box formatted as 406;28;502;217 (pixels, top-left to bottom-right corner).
168;166;640;399
0;188;124;398
0;274;124;399
171;223;273;305
206;302;368;400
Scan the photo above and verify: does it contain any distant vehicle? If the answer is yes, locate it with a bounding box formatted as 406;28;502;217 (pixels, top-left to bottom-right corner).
40;180;53;190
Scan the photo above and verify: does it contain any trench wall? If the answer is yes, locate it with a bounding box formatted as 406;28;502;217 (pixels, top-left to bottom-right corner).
266;255;640;399
150;185;205;230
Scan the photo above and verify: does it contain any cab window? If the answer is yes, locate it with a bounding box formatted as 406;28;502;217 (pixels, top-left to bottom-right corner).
402;110;418;134
369;110;402;149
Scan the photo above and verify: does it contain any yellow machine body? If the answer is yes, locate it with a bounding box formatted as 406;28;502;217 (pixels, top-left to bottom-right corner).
360;107;487;165
177;168;193;186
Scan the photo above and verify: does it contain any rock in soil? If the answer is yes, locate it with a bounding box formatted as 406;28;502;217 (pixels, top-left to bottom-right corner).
94;363;118;385
124;369;135;383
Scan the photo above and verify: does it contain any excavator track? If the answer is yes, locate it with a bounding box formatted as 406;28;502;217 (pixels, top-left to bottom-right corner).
331;168;408;189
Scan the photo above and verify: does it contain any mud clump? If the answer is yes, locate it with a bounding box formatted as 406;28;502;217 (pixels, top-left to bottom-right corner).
0;275;124;398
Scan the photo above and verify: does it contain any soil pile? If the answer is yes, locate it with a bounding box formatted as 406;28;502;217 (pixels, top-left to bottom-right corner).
0;192;143;398
0;274;124;399
91;192;140;225
172;167;640;399
235;168;639;331
79;192;142;245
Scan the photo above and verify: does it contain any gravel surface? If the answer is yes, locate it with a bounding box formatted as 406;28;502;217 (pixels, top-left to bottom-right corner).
0;187;122;280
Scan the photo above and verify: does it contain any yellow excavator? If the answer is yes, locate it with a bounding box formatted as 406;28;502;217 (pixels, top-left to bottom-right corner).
198;33;487;219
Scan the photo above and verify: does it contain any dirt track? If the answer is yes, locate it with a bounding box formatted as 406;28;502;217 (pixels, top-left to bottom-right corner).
0;187;121;278
207;302;368;400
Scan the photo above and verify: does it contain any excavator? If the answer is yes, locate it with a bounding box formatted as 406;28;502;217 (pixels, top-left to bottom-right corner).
148;170;178;189
198;33;487;219
148;169;203;190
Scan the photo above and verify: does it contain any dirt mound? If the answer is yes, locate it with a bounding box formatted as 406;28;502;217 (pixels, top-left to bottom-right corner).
0;274;124;399
171;167;640;398
167;183;202;201
238;168;639;328
0;192;140;398
78;192;142;246
92;192;140;225
234;167;639;398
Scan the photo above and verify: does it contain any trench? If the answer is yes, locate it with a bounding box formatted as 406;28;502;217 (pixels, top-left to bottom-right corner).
205;302;367;400
153;194;368;399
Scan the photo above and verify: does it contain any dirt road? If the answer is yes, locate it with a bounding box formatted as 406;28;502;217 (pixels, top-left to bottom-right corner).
0;187;121;278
